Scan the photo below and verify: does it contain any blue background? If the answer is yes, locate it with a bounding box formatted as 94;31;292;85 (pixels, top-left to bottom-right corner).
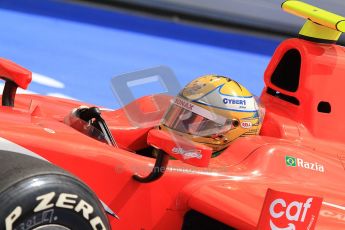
0;0;281;108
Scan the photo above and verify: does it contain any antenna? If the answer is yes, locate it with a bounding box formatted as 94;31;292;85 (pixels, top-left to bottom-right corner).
282;1;345;43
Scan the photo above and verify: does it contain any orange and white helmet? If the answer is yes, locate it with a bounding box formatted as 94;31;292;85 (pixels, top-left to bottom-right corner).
160;75;263;152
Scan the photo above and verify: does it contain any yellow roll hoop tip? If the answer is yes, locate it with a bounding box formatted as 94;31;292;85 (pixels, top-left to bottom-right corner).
282;0;345;42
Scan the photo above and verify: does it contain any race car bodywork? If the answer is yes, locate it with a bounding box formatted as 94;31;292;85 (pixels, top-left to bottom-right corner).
1;1;345;229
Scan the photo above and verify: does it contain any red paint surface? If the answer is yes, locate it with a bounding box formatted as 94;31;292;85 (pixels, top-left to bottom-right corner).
0;38;344;229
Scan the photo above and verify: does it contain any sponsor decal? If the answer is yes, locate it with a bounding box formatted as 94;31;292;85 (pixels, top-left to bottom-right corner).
218;95;253;111
241;121;252;129
222;98;246;105
175;97;194;111
5;192;106;230
285;156;324;173
172;147;202;160
257;189;323;230
195;85;257;112
320;210;345;222
173;97;227;125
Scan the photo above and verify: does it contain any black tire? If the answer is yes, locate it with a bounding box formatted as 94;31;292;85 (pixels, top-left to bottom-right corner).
0;151;110;230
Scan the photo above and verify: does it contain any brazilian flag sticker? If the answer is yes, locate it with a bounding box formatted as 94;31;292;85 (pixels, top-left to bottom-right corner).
285;156;296;167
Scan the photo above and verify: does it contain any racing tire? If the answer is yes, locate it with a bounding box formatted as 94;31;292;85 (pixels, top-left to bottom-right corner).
0;151;110;230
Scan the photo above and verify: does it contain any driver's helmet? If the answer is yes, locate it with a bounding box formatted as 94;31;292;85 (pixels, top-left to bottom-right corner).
160;75;263;152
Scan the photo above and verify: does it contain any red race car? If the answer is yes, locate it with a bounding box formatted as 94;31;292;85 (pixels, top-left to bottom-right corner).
1;1;345;229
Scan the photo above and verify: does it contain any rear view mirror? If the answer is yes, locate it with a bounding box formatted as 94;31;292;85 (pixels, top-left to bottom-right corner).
147;129;212;167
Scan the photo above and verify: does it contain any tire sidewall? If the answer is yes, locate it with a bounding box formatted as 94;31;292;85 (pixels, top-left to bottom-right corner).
0;174;110;230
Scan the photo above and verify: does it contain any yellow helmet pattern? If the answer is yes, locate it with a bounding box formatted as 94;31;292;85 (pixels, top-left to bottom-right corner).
161;75;262;152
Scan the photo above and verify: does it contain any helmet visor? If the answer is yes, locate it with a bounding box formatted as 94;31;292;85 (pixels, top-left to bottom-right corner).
162;97;232;136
